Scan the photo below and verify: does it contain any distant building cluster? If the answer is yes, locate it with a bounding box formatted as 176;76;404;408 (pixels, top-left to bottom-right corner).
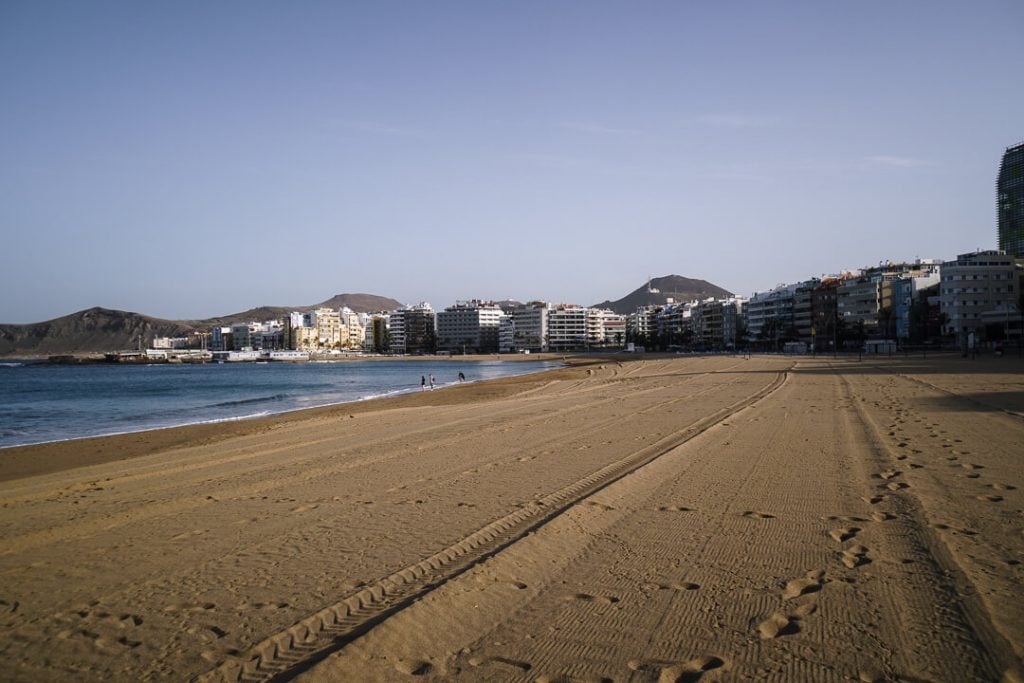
180;301;630;359
144;144;1024;359
633;251;1019;354
145;248;1022;361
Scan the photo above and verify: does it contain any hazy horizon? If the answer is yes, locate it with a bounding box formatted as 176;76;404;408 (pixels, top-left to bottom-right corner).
3;2;1022;323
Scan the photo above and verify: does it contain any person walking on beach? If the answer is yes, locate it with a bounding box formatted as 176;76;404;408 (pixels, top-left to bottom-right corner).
421;375;426;391
458;371;465;382
429;374;435;390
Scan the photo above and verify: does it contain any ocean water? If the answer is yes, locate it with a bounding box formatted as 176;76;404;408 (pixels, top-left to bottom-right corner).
0;359;561;449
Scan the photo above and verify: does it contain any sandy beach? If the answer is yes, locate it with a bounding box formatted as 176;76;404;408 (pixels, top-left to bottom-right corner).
1;354;1022;682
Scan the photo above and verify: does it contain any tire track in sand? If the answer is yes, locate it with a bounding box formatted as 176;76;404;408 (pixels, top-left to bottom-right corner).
194;370;790;683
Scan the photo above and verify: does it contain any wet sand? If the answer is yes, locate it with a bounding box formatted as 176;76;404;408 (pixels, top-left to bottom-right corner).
1;355;1022;681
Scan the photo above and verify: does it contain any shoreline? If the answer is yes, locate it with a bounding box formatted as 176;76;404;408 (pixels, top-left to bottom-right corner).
0;356;601;483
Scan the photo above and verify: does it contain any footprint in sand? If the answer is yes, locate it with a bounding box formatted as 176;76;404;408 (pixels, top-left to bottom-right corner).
238;600;290;610
862;495;887;505
885;482;908;491
163;602;216;613
467;655;531;672
871;511;895;522
659;505;694;512
841;545;870;569
586;501;615;511
669;581;700;591
187;623;227;641
171;529;208;541
758;612;799;639
657;655;727;681
829;527;860;543
741;511;775;519
990;483;1017;491
628;655;726;681
395;659;432;676
977;495;1004;503
782;573;824;599
563;593;619;605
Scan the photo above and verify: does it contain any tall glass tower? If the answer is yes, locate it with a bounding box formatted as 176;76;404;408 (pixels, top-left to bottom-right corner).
998;142;1024;257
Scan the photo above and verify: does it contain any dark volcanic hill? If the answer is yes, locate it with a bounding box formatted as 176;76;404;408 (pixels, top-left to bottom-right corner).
0;292;404;356
594;275;733;314
0;307;196;356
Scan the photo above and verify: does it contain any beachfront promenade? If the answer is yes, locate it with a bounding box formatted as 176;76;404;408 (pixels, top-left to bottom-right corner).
0;355;1021;681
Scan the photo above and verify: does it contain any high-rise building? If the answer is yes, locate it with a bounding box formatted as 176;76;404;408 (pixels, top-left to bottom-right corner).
998;142;1024;257
435;300;504;353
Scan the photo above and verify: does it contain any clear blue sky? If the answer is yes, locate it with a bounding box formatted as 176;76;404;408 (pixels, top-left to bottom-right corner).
2;1;1021;323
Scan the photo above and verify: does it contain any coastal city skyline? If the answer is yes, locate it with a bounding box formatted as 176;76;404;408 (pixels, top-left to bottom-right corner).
2;3;1022;323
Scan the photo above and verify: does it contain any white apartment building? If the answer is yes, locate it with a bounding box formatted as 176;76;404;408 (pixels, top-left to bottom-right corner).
507;303;549;352
940;250;1022;346
894;270;941;340
630;305;661;342
585;308;624;345
547;305;589;350
746;284;798;342
600;312;627;347
152;337;189;349
436;300;504;353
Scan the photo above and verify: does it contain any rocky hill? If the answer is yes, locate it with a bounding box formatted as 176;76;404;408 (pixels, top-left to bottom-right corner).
594;275;732;314
0;292;404;356
0;307;196;356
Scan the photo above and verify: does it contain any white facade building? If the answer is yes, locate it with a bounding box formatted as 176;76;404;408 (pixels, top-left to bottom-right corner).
547;305;588;350
436;300;504;353
940;251;1022;346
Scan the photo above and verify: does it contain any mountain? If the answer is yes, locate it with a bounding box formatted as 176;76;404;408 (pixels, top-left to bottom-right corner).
0;292;405;356
0;307;196;356
312;293;403;313
194;294;402;328
594;275;733;314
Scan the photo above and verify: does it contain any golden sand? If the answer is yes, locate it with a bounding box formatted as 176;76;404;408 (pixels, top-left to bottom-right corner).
1;355;1022;681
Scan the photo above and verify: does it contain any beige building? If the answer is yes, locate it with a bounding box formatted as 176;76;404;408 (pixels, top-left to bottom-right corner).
292;326;319;351
313;308;343;348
